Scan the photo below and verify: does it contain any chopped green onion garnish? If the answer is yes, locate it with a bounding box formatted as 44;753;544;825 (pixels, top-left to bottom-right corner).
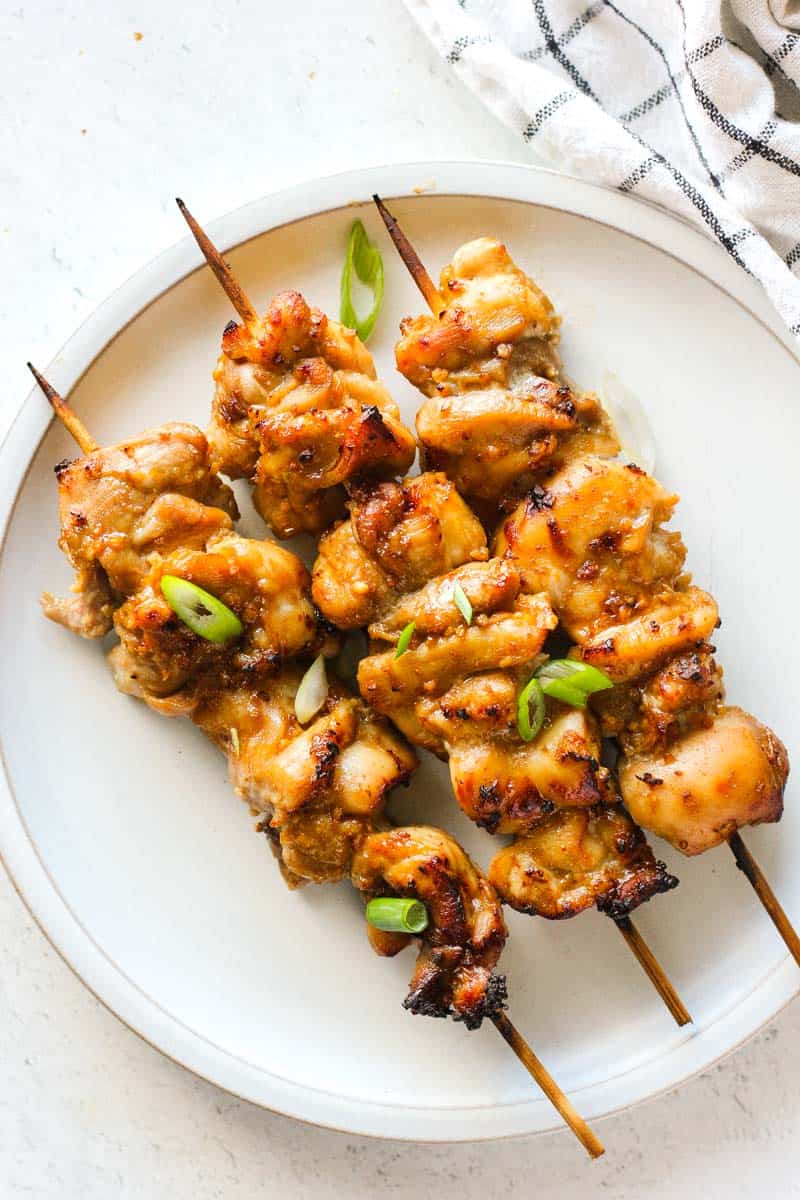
539;677;589;708
160;575;243;643
366;896;429;934
517;676;545;742
536;658;613;693
340;220;384;342
534;658;613;708
395;621;416;658
453;582;473;626
295;654;328;725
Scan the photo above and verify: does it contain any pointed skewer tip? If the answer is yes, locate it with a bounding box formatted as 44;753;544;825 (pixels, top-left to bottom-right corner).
613;915;692;1027
491;1012;604;1158
176;198;259;329
371;194;445;317
27;363;98;454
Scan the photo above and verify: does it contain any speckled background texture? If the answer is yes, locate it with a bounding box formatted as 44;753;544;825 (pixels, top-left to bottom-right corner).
2;2;799;1195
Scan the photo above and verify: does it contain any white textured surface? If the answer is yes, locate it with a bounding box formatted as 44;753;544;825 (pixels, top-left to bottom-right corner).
1;1;799;1195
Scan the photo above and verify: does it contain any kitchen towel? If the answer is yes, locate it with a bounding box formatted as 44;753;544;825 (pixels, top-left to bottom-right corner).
403;0;800;340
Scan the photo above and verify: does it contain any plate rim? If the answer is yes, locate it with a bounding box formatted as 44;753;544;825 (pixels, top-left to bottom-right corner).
1;159;798;1143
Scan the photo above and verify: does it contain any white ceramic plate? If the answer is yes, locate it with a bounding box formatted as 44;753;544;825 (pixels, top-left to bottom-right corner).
1;162;799;1143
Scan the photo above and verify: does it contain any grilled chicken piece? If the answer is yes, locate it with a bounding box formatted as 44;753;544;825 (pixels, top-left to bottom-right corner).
497;453;789;853
111;530;337;707
42;423;237;637
359;583;556;752
395;239;617;509
422;681;614;833
312;472;486;630
195;675;417;886
489;805;678;919
351;826;507;1027
593;644;725;757
209;289;416;538
495;456;689;645
620;707;787;856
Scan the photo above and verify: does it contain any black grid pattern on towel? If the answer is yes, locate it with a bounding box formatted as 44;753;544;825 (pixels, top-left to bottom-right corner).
439;0;800;301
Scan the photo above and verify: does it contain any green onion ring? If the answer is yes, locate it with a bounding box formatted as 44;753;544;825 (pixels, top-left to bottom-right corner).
160;575;243;644
536;658;613;694
539;677;590;708
366;897;429;934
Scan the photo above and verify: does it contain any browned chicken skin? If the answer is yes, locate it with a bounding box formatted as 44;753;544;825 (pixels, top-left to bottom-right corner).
489;806;677;920
196;676;416;886
395;239;616;511
351;826;507;1027
209;290;416;538
42;423;238;637
313;471;673;918
111;531;337;707
312;472;487;630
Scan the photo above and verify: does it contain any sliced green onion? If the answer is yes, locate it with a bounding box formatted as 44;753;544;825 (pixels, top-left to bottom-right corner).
530;657;613;710
539;677;589;708
160;575;243;643
535;658;613;698
452;582;473;626
395;621;416;658
366;896;429;934
340;220;384;342
295;654;329;725
517;676;546;742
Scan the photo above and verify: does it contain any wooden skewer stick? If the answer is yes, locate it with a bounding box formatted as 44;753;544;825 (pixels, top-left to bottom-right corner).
27;363;97;454
728;831;800;966
491;1011;604;1158
613;916;691;1027
175;198;260;330
372;194;446;317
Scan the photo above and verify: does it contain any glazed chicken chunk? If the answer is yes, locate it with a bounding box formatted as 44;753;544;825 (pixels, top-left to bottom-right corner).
351;826;507;1027
620;707;787;856
312;472;487;630
42;423;237;637
209;289;416;538
395;238;616;511
110;530;338;712
196;675;417;886
489;805;677;920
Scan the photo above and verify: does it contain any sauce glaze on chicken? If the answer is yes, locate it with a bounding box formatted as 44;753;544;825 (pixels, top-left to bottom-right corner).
209;290;416;537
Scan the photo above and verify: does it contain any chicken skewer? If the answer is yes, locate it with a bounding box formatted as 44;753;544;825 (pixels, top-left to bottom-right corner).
376;199;798;969
178;203;689;1026
313;470;689;1026
176;198;416;539
33;366;603;1157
